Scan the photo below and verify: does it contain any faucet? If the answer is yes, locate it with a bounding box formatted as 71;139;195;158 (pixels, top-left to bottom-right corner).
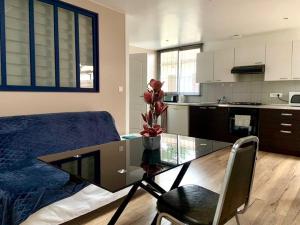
217;96;227;104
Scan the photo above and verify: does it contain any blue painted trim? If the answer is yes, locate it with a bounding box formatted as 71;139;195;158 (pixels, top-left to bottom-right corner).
54;6;60;87
0;85;96;92
38;0;97;17
0;0;7;86
29;0;36;86
93;14;100;92
75;13;80;88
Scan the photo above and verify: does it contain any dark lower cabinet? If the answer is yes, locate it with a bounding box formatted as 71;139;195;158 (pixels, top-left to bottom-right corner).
259;109;300;156
189;106;231;142
189;106;210;139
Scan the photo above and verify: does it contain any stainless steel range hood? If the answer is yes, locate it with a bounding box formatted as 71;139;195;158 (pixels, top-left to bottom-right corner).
231;65;265;74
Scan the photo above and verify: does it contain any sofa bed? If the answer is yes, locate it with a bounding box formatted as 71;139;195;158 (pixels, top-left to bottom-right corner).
0;111;126;225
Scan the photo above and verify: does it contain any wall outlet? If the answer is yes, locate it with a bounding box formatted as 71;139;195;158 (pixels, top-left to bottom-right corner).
270;92;283;98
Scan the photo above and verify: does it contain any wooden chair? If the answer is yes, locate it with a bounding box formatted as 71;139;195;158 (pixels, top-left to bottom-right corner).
156;136;259;225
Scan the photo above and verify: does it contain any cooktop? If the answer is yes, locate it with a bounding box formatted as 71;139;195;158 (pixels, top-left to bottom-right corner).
228;102;263;106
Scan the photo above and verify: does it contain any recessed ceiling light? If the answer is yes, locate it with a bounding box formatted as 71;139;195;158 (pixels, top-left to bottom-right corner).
232;34;242;39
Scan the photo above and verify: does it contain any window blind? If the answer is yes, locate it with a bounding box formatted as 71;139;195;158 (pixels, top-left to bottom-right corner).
58;8;76;88
34;0;55;87
5;0;31;86
79;15;94;88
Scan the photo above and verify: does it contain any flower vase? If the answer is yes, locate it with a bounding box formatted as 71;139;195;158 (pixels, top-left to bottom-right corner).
142;135;161;150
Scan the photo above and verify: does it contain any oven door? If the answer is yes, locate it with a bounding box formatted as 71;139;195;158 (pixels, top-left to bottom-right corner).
229;108;258;137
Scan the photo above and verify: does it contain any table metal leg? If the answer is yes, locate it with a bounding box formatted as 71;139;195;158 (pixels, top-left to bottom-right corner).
170;162;191;190
145;178;167;194
151;162;191;225
108;182;140;225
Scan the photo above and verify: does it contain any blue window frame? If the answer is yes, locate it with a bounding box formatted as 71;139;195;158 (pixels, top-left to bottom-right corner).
0;0;99;92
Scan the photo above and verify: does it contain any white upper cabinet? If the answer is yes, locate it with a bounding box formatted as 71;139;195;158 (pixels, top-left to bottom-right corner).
292;40;300;80
265;41;292;81
196;52;214;83
234;44;266;66
214;48;236;82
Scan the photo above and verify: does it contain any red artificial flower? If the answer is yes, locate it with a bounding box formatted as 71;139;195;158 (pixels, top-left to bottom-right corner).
153;90;164;102
155;102;168;116
140;79;166;137
140;124;163;137
143;91;153;104
149;79;163;91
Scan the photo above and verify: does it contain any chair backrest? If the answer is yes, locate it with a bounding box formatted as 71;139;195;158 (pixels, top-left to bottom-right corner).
213;136;259;225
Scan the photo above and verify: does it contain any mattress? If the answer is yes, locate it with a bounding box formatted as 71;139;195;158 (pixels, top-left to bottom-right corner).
21;184;130;225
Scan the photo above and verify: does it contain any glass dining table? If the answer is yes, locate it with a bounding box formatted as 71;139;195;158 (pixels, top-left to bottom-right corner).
38;133;232;225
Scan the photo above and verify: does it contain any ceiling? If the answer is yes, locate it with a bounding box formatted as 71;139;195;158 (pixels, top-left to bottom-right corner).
92;0;300;50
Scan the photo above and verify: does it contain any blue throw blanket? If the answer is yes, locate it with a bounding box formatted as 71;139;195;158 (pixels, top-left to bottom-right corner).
0;111;120;225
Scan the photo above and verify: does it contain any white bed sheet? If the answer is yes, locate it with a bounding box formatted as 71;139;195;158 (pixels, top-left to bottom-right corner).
21;184;130;225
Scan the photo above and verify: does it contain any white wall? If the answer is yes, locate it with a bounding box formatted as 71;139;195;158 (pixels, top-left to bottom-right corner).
0;0;127;134
129;46;157;80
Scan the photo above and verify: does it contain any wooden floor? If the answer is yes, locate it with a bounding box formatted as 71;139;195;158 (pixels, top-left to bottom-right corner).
64;148;300;225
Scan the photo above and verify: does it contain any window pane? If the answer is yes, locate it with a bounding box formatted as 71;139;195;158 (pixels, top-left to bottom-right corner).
5;0;31;86
160;51;178;92
58;8;76;87
178;48;200;95
34;0;55;87
79;15;94;88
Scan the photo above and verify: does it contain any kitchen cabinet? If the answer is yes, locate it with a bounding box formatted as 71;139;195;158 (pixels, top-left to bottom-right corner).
197;49;235;83
214;48;236;82
167;105;189;136
259;109;300;156
196;52;214;83
265;41;292;81
292;40;300;80
234;44;266;66
189;106;230;142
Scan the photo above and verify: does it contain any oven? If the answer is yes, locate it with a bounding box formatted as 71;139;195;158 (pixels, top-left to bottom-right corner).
228;107;259;137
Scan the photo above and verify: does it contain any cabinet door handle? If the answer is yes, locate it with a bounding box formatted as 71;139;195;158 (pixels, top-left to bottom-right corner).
281;113;293;116
281;123;292;127
280;78;288;80
214;80;221;82
293;77;300;79
199;107;207;109
280;130;292;134
208;107;217;109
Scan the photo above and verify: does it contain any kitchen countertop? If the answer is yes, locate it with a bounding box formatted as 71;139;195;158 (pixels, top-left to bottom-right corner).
165;102;300;110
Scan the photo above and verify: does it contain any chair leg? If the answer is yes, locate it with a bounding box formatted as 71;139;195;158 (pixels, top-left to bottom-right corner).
235;214;241;225
156;212;185;225
156;213;164;225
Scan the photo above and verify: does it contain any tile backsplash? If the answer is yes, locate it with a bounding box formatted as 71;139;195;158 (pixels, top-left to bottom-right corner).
186;74;300;104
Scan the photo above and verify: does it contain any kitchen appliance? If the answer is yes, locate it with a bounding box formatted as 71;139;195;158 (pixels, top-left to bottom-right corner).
228;107;259;137
231;65;265;74
289;92;300;106
228;102;263;106
163;94;178;103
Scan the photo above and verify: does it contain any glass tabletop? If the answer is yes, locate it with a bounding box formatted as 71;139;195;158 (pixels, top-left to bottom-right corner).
38;134;232;193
